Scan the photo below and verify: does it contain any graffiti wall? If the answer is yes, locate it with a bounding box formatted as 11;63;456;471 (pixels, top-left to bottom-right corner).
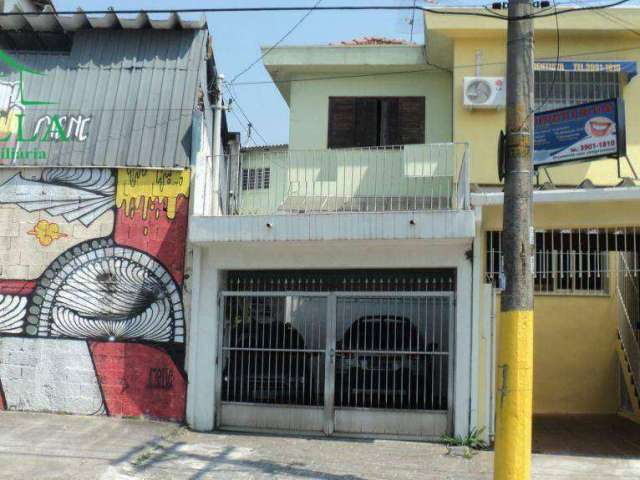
0;168;189;421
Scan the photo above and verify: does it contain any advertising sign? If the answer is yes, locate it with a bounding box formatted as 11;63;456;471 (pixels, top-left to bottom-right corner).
534;61;637;79
533;98;626;168
0;49;91;165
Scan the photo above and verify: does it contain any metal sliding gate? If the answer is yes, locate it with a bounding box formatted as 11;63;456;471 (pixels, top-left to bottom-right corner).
216;291;454;438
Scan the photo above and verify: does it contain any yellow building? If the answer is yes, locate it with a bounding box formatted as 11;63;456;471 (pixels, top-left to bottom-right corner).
425;7;640;445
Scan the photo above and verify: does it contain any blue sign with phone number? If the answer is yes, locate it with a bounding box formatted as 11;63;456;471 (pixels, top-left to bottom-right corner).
534;98;626;168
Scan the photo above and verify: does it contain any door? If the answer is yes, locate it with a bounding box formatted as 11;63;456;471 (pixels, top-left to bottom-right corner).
216;292;328;432
216;291;453;438
330;292;453;438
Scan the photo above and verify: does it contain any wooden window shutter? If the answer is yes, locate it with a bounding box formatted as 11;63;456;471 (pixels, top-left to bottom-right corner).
328;97;356;148
354;98;379;147
397;97;425;145
380;98;400;146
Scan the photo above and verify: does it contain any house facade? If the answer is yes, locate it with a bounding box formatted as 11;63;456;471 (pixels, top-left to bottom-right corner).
0;4;223;423
429;7;640;440
188;7;640;442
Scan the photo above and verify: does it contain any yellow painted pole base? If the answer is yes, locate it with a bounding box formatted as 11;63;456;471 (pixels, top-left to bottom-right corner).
493;310;534;480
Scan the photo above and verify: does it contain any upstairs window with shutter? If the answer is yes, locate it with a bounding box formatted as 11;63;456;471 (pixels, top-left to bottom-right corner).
327;97;425;149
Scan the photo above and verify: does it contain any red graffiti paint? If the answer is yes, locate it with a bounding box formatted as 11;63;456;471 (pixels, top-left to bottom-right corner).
88;342;186;422
0;280;36;295
114;195;188;283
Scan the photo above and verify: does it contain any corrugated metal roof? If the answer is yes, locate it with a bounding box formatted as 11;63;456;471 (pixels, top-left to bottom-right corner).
0;26;210;168
241;144;288;152
0;8;206;32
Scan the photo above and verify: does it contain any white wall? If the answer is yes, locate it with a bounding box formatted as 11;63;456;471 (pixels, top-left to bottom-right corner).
0;337;104;414
186;238;474;436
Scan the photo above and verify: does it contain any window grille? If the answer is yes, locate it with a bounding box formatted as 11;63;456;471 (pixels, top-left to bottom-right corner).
226;269;456;293
486;227;640;294
534;70;621;111
241;167;271;190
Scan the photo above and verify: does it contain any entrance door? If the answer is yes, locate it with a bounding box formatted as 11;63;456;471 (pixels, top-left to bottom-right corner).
216;291;453;438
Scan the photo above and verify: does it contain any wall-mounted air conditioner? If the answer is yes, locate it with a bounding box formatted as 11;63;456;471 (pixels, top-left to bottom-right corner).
463;77;506;109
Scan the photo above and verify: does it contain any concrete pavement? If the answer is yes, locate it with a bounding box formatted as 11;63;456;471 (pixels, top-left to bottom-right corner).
0;411;639;479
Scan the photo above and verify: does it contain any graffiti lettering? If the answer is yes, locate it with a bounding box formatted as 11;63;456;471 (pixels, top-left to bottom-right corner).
33;114;91;142
147;367;174;390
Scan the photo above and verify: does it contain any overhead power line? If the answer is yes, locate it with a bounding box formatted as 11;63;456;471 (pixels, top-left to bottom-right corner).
518;0;561;129
231;0;323;84
480;0;633;20
227;41;640;88
573;0;640;37
0;2;631;21
223;83;269;146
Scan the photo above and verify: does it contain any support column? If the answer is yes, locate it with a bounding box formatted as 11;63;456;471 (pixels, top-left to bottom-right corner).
454;250;474;437
186;246;222;431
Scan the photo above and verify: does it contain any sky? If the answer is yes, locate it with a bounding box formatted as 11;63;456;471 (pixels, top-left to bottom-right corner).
53;0;640;146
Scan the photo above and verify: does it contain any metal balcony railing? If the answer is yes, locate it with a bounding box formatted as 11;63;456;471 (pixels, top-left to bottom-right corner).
222;143;470;216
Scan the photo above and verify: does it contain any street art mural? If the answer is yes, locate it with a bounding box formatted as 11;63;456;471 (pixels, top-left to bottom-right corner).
0;167;189;421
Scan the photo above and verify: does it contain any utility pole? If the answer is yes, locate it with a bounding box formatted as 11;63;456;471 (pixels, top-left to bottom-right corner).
494;0;535;479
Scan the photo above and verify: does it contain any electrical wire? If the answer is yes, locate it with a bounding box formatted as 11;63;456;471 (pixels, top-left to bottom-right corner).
227;41;640;87
230;0;323;84
519;0;561;129
223;83;269;145
410;0;418;43
480;0;633;20
0;2;630;21
0;6;499;18
572;0;640;37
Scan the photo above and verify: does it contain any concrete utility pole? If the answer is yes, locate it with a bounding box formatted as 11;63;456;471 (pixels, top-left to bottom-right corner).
494;0;535;479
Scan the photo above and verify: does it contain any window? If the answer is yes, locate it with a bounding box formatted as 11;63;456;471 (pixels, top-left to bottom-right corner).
327;97;425;149
486;227;640;294
534;70;621;111
241;168;270;190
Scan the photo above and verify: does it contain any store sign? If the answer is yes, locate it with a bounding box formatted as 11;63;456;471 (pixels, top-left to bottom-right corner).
534;61;637;79
0;49;91;164
533;98;626;168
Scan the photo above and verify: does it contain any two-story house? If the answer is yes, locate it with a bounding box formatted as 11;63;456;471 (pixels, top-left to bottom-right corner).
188;6;640;446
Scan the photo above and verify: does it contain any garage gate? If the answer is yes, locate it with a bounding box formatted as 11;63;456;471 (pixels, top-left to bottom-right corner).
215;270;455;439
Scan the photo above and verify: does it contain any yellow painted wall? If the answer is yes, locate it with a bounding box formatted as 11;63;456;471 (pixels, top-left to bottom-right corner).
482;199;640;231
476;201;640;419
433;12;640;187
532;294;618;414
489;292;618;415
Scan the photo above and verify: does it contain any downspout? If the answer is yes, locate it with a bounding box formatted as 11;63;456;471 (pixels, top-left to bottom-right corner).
470;204;484;439
212;74;224;216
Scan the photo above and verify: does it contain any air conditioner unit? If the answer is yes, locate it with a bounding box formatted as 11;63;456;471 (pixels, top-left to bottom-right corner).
463;77;506;109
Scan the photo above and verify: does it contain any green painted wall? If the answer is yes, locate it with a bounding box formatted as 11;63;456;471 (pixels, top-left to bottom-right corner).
235;69;455;215
288;71;453;149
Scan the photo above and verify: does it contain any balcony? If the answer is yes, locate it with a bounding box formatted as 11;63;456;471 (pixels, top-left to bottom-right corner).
190;143;475;244
227;143;470;216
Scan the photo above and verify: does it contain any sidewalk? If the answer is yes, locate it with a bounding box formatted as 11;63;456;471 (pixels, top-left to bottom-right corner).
0;411;639;479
